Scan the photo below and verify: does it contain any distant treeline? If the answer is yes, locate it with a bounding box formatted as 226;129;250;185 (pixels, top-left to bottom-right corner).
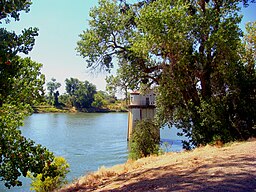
45;77;127;112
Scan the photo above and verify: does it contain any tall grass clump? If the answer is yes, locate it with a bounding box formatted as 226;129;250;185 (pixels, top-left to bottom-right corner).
129;119;160;160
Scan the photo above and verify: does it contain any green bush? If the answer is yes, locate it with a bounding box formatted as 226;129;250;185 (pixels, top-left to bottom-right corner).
129;120;160;160
28;156;69;192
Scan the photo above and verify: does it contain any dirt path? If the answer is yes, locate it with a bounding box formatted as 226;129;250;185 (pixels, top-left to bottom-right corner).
60;139;256;192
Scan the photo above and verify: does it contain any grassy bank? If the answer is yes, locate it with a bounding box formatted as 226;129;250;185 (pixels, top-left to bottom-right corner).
32;106;70;113
59;138;256;192
32;105;128;113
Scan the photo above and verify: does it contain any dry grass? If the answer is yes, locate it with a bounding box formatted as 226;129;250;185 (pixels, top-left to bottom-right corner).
59;139;256;192
58;167;118;192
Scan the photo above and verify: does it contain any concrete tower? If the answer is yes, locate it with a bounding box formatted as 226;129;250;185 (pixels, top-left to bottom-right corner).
127;90;156;140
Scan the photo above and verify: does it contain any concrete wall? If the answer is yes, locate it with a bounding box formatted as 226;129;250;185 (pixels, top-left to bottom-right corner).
127;107;156;140
130;94;141;105
130;90;155;106
128;90;157;140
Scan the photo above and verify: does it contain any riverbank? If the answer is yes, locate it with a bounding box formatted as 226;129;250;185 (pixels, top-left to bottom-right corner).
59;138;256;192
32;106;70;113
32;105;128;113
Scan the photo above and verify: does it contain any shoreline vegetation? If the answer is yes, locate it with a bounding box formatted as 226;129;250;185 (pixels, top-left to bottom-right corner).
59;138;256;192
32;105;128;113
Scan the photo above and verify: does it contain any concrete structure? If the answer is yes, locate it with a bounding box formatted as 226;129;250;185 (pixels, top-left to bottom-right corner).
127;90;156;140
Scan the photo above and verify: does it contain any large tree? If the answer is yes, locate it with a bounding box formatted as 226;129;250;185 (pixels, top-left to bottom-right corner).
77;0;256;148
0;1;58;188
0;57;57;188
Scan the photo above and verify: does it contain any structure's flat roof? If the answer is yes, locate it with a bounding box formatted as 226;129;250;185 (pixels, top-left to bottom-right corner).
128;105;156;109
130;91;140;95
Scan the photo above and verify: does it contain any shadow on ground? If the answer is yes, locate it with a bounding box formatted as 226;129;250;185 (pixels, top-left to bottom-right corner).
61;144;256;192
102;155;256;192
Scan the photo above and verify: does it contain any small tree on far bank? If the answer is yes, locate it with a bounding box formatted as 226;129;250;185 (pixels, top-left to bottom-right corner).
65;78;97;109
28;156;70;192
129;120;160;160
46;78;61;106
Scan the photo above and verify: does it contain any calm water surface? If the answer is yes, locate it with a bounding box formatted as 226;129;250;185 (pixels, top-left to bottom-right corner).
1;113;184;191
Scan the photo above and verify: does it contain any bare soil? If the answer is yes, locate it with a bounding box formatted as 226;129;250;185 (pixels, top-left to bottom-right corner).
59;139;256;192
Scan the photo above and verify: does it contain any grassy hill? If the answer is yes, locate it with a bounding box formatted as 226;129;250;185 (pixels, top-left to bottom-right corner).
59;138;256;192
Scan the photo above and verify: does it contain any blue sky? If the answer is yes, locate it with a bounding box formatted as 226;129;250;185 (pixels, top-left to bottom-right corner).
4;0;102;93
3;0;256;94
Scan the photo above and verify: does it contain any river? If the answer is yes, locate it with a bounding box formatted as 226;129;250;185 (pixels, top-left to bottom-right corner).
0;113;185;191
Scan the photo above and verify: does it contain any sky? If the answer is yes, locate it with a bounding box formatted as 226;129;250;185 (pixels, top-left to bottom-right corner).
2;0;256;94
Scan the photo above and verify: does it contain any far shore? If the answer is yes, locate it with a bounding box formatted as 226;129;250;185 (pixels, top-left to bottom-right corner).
32;105;128;114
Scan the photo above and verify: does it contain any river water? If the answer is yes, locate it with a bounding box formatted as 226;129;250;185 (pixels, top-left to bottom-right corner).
1;113;185;191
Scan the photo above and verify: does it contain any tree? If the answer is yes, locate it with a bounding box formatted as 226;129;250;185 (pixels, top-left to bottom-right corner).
77;0;256;149
0;57;45;106
105;75;118;97
92;91;108;108
46;78;61;106
244;21;256;68
0;1;60;188
0;0;31;23
58;93;72;107
65;78;97;109
106;63;140;104
136;0;256;147
0;57;59;188
65;77;80;97
0;0;38;64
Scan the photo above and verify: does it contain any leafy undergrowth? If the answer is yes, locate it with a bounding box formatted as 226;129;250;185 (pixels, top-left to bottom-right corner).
59;138;256;192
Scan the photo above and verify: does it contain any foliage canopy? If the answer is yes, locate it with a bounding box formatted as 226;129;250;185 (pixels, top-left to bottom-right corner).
0;0;63;188
65;77;97;109
28;156;70;192
77;0;256;148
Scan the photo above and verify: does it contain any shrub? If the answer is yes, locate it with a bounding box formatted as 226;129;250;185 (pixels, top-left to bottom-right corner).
28;156;70;192
129;120;160;160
